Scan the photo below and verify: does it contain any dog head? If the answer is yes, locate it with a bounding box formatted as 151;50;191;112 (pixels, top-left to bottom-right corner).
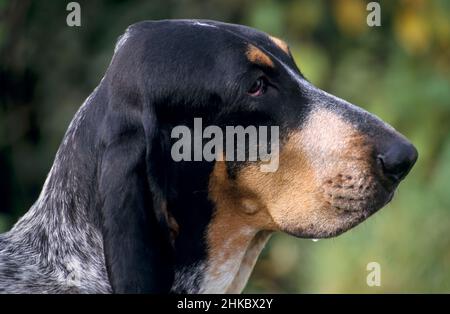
98;20;417;293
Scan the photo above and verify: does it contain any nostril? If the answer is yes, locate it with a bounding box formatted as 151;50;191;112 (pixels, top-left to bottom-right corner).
378;143;418;183
377;155;407;182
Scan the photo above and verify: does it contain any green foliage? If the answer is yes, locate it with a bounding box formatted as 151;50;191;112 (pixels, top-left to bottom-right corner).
0;0;449;292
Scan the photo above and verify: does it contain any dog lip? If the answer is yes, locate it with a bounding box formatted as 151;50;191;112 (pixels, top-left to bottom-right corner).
286;208;371;239
331;189;393;223
288;184;396;240
358;190;394;218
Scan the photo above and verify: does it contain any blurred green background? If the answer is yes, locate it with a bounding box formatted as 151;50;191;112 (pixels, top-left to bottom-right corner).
0;0;449;293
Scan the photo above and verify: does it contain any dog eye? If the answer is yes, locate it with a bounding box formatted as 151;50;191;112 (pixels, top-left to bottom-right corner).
247;77;268;97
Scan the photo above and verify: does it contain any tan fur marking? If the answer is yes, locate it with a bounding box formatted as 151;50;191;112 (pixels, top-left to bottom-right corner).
234;109;374;236
246;44;274;67
204;108;378;292
269;36;289;54
202;161;276;293
235;134;319;234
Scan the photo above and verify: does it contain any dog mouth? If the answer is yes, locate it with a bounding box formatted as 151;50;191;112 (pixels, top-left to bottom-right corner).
285;177;396;239
326;187;395;238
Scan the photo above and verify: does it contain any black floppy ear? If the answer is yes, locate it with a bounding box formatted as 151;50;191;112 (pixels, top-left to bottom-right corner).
98;104;174;294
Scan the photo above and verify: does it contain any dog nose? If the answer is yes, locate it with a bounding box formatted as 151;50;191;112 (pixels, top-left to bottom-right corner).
377;140;418;183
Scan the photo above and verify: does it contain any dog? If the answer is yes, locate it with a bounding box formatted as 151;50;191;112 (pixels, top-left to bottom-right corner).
0;20;417;293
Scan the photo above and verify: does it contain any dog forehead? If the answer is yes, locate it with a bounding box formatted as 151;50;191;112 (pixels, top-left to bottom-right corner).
132;20;285;54
210;22;290;56
120;20;296;77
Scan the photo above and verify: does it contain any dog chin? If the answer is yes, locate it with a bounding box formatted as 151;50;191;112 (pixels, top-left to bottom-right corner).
286;191;395;239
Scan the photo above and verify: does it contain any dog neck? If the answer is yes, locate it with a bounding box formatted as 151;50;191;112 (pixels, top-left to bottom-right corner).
171;227;271;294
202;230;271;293
168;158;275;293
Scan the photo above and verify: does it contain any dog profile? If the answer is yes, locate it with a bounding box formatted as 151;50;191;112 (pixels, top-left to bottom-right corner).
0;20;417;293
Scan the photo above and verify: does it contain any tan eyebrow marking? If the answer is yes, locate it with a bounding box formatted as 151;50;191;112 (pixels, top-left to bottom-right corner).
246;44;274;68
269;36;289;55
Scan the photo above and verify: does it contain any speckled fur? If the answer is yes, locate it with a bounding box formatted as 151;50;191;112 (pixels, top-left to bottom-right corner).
0;89;111;293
